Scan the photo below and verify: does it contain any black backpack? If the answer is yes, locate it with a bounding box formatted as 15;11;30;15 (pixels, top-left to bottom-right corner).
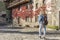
43;15;48;25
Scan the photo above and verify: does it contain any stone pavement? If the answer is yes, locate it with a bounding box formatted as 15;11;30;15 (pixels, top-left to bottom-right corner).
0;28;60;40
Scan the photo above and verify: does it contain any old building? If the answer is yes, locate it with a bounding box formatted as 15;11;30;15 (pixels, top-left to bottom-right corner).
4;0;44;27
4;0;60;28
45;0;60;29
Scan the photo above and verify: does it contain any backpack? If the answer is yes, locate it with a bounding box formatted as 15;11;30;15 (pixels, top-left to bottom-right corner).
43;15;48;25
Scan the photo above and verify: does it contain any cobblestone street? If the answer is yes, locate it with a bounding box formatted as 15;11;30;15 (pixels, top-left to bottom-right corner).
0;27;60;40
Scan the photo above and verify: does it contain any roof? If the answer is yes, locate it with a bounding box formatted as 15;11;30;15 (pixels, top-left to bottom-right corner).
7;0;30;8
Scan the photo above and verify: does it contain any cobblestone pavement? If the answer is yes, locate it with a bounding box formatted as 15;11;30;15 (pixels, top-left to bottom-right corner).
0;28;60;40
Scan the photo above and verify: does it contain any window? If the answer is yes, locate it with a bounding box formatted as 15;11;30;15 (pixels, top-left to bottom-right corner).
29;18;32;22
17;17;20;24
30;18;32;22
36;3;38;9
25;16;29;22
43;0;45;4
26;5;28;9
53;20;56;26
35;16;38;22
30;4;33;9
25;16;32;22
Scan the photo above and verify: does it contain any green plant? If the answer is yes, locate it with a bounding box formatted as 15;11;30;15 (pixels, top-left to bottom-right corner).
47;25;58;30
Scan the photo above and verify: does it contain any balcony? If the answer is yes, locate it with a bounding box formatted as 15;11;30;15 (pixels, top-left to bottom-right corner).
8;0;30;8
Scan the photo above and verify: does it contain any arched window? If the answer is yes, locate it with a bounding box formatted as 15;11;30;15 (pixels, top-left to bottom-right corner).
36;3;38;9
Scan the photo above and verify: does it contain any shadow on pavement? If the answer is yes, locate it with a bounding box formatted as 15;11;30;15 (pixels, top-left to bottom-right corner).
0;30;60;35
0;27;24;29
0;30;38;34
0;22;24;29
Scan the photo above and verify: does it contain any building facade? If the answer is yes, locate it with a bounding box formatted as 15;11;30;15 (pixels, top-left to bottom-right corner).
4;0;60;28
45;0;60;29
4;0;44;27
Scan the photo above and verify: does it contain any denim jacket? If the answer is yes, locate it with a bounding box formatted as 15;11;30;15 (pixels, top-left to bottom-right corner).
38;14;44;24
